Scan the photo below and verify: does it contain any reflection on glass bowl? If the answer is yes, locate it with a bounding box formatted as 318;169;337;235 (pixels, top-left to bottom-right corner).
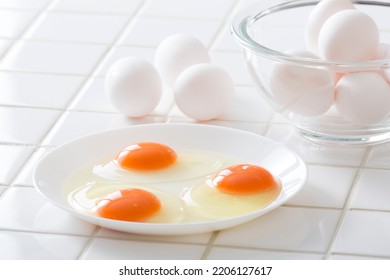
232;0;390;145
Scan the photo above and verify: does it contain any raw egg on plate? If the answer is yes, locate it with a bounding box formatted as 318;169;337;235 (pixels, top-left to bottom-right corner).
93;142;238;183
68;182;186;223
64;142;282;224
182;164;281;220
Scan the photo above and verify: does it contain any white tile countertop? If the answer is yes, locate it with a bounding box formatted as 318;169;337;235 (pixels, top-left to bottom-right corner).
1;0;390;261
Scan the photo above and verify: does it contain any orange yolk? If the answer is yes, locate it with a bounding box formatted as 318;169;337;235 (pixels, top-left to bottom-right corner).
211;164;278;195
96;188;161;222
115;142;177;171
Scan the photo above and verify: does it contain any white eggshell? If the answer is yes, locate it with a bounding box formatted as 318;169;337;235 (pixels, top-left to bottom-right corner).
305;0;355;54
335;72;390;125
268;50;334;117
105;57;162;117
375;43;390;83
375;43;390;59
174;63;234;121
155;34;211;88
318;9;379;61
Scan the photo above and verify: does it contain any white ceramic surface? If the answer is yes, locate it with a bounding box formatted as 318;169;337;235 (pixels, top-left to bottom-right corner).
33;123;307;235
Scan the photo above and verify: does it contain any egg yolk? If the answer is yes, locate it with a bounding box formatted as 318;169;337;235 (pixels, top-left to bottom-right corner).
115;142;177;171
211;164;278;195
96;188;161;222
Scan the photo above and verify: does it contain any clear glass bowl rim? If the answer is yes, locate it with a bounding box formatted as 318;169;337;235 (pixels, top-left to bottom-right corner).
231;0;390;71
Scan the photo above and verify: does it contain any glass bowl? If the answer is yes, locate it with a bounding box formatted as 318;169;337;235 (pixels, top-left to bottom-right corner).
231;0;390;145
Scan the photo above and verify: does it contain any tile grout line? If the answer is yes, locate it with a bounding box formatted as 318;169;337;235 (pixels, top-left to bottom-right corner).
0;0;60;194
63;4;153;111
211;243;325;256
32;8;143;18
4;0;386;260
163;1;249;255
0;1;389;262
0;221;212;249
0;0;58;63
197;1;244;259
0;225;95;238
262;112;279;137
5;0;150;204
128;14;224;22
211;243;390;259
34;6;229;22
0;68;87;76
207;0;243;50
162;0;243;122
3;37;109;46
76;226;102;260
200;232;220;260
323;145;373;259
0;6;38;12
0;1;63;191
47;0;156;259
16;0;151;150
209;0;277;138
0;103;68;112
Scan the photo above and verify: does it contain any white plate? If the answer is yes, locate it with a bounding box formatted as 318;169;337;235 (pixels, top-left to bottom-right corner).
33;123;307;235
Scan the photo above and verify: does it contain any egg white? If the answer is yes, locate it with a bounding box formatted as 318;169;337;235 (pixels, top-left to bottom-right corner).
68;181;186;223
63;148;282;224
92;150;238;184
181;179;282;221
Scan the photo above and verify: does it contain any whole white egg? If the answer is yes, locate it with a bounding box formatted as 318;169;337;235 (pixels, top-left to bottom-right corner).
155;34;211;88
335;72;390;125
105;57;162;117
305;0;355;54
268;50;334;116
174;63;234;121
318;9;379;61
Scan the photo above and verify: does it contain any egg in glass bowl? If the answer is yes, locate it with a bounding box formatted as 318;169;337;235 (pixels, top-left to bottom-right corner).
231;0;390;145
